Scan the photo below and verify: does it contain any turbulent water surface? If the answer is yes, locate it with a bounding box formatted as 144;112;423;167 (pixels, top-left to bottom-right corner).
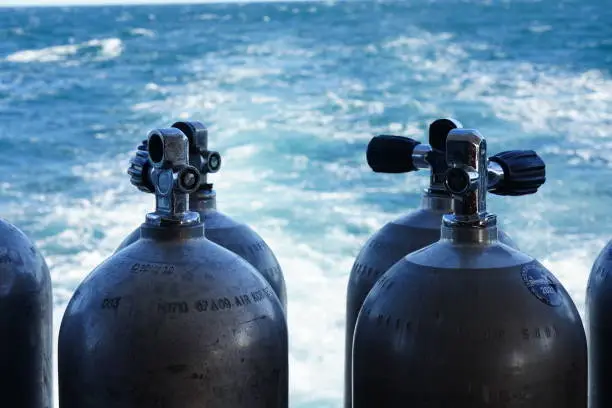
0;0;611;406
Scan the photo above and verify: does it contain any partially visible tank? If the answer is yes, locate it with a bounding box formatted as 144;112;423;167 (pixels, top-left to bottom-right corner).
352;127;586;407
586;240;612;408
0;219;53;408
116;121;287;311
59;127;288;408
344;118;518;408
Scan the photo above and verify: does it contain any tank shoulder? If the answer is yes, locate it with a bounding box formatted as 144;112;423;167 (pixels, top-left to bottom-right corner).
203;210;273;248
0;218;35;247
75;236;272;296
201;209;242;229
590;240;612;274
406;240;533;270
116;227;141;252
387;208;447;231
587;239;612;296
0;218;51;292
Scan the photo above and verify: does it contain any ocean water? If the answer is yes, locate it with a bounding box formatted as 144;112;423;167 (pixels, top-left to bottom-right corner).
0;0;611;406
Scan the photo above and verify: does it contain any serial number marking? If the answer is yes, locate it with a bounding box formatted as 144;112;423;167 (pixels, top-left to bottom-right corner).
352;263;384;280
158;302;189;314
130;263;175;275
194;287;275;313
522;325;558;340
195;297;233;312
369;310;559;343
157;287;276;314
101;297;121;309
248;241;266;254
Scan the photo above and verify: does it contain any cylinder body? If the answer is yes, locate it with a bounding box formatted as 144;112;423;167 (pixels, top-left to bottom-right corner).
352;229;586;407
586;240;612;408
60;223;288;408
117;206;287;311
0;218;53;408
344;194;516;408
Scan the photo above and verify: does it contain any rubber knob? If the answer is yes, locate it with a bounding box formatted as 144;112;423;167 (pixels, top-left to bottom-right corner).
489;150;546;196
127;140;154;193
366;135;421;173
428;118;462;151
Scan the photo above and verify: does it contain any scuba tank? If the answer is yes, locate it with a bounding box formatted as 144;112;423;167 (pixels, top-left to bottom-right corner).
58;127;288;408
0;219;53;408
352;128;587;407
344;118;517;408
586;241;612;407
116;121;287;311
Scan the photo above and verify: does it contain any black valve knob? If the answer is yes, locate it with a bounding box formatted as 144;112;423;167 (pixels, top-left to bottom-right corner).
366;135;421;173
488;150;546;196
428;118;462;151
127;139;154;193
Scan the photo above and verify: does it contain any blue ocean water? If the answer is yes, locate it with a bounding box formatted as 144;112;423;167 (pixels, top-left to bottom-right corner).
0;0;611;406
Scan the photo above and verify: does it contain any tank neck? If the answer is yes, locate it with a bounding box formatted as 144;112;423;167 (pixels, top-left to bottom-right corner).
440;215;499;245
140;222;204;241
420;190;452;213
189;188;217;212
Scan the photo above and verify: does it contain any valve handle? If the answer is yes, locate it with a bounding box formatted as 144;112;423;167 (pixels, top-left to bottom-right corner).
145;128;201;226
127;120;222;195
489;150;546;196
127;139;154;193
428;118;462;151
366;135;421;173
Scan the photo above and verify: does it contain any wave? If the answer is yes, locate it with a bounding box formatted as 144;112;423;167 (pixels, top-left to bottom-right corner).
5;37;123;63
128;27;155;37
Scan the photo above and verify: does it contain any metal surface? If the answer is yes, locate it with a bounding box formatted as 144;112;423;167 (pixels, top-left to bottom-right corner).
411;143;433;170
145;128;201;227
586;239;612;408
487;161;505;189
352;128;586;408
344;119;518;408
343;193;516;408
353;255;586;407
59;128;288;408
116;121;287;311
0;218;53;408
116;196;287;311
443;128;488;223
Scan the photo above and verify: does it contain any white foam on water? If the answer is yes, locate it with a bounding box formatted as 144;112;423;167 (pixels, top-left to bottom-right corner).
196;13;220;20
129;27;156;37
4;37;123;63
454;66;612;138
5;43;79;63
224;67;284;83
381;28;612;141
540;238;608;320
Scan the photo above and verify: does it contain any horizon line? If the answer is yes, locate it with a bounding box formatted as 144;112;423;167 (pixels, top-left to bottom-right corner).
0;0;336;8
